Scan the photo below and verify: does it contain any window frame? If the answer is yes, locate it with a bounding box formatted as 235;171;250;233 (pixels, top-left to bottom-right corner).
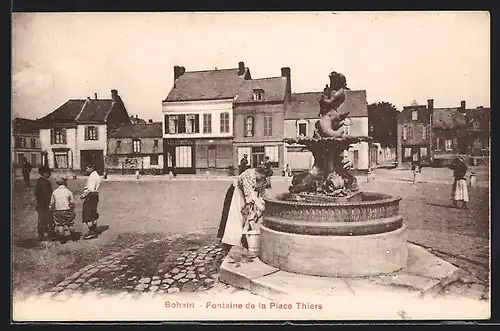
30;138;36;149
253;89;264;101
411;110;418;121
444;139;453;151
85;125;98;141
52;128;66;145
263;115;272;137
132;139;141;153
220;112;230;133
244;116;254;137
203;113;212;134
297;120;308;137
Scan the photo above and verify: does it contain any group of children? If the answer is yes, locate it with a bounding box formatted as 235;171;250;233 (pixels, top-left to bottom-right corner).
34;163;102;243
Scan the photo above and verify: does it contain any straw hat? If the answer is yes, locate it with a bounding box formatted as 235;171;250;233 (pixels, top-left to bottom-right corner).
55;175;68;185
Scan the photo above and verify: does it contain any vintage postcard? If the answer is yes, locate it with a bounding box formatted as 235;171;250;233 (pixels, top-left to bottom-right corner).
11;11;490;321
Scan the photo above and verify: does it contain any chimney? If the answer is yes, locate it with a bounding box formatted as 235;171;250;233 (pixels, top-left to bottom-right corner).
111;89;118;102
174;65;185;82
135;115;139;119
461;100;466;110
94;93;98;100
148;119;153;124
281;67;292;105
427;99;434;111
238;61;245;76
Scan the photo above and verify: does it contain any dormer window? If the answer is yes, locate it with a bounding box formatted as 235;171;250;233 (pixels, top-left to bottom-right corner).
411;110;418;121
253;89;264;101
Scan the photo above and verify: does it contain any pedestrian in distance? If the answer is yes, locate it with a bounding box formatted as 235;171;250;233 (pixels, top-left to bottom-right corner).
35;166;53;241
239;154;249;175
22;157;33;187
81;163;102;240
50;176;77;243
449;156;469;209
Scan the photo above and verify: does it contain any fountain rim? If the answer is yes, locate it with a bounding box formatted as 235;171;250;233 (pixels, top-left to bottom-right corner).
264;191;402;207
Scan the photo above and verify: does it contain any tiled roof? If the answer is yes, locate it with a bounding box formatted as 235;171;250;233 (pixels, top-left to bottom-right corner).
432;107;467;129
39;99;86;123
286;90;368;120
164;68;250;102
77;99;114;122
109;122;163;139
12;117;39;134
235;77;287;103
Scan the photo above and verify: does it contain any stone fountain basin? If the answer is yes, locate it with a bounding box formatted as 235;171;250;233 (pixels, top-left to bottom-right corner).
263;214;403;236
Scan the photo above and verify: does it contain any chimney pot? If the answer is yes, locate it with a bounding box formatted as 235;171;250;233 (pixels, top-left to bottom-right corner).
148;119;153;123
461;100;466;109
173;65;185;82
111;89;118;102
94;93;98;100
238;61;245;75
427;99;434;110
135;115;139;119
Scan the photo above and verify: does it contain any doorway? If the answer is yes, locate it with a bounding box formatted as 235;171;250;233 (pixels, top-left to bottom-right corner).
80;150;104;175
251;146;265;168
208;146;216;168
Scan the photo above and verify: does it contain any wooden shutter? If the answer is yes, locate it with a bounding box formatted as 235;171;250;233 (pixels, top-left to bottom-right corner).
178;115;186;133
50;129;55;144
195;114;200;133
84;127;88;140
95;126;99;140
62;128;67;144
164;115;169;134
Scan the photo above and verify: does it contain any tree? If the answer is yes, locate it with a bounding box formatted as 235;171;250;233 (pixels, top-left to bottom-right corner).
367;102;399;147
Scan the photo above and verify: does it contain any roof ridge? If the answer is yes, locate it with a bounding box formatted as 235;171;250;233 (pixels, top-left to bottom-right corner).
185;67;239;74
249;76;285;81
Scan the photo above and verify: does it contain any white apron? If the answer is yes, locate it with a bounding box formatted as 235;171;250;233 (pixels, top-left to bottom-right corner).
221;185;246;246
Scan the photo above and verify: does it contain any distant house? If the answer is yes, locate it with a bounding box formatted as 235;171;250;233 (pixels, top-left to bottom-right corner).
107;122;163;174
233;67;291;172
162;62;252;175
465;106;490;163
38;90;131;175
284;90;370;171
396;99;433;167
12;117;42;168
431;101;468;166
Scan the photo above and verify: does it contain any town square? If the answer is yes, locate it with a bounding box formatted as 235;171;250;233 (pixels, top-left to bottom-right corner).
11;12;490;320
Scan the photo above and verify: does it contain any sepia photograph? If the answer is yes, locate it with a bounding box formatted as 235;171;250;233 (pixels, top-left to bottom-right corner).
11;11;490;321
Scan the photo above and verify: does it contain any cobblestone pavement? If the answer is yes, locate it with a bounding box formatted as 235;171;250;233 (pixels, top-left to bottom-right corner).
40;238;229;302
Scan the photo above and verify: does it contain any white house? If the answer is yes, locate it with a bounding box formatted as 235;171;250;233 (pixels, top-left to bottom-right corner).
284;90;370;171
38;90;131;175
161;62;251;175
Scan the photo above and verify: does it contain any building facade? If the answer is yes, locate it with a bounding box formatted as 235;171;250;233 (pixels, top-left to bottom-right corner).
12;118;42;168
396;100;433;167
233;67;291;173
38;90;131;175
284;90;370;171
162;62;251;175
107;121;163;174
465;106;490;164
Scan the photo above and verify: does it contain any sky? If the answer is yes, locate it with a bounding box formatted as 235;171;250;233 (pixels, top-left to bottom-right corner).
12;11;490;121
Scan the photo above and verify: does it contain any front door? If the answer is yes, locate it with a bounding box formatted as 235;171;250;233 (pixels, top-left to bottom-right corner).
81;150;104;175
252;146;265;168
208;146;216;168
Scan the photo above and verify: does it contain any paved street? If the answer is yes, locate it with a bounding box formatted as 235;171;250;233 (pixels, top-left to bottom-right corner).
12;167;490;304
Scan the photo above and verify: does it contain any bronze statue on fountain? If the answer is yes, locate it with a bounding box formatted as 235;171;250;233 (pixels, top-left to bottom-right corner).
286;71;371;201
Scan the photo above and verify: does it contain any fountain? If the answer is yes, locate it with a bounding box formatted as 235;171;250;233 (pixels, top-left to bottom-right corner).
259;71;408;277
219;72;459;304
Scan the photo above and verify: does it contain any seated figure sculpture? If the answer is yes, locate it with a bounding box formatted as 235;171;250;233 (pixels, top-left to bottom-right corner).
289;71;358;196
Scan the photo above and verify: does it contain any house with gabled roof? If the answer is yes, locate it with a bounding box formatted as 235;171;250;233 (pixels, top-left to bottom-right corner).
233;67;291;173
284;90;370;171
12;117;42;168
162;62;252;175
107;121;163;175
38;90;131;174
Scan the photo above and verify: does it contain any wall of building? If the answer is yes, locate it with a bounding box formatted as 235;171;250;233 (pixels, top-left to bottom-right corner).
195;138;233;171
40;128;77;169
233;103;285;142
12;132;42;166
162;100;234;139
107;137;163;172
76;124;107;170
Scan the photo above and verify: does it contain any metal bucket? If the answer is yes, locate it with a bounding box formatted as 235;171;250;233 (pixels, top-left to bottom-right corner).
246;230;260;254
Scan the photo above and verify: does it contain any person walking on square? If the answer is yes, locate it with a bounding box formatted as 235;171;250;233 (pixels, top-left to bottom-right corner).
261;156;273;188
22;157;33;187
450;156;469;209
35;166;53;241
50;176;77;243
81;163;102;239
239;154;249;175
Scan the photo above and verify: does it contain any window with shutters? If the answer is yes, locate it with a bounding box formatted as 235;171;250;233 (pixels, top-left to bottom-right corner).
435;137;442;150
263;115;272;136
402;126;408;140
31;138;36;149
203;114;212;133
220;112;230;133
445;139;452;151
51;128;66;144
421;124;427;140
253;89;264;101
244;116;254;137
20;137;26;148
132;139;141;153
412;110;418;121
85;126;98;140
